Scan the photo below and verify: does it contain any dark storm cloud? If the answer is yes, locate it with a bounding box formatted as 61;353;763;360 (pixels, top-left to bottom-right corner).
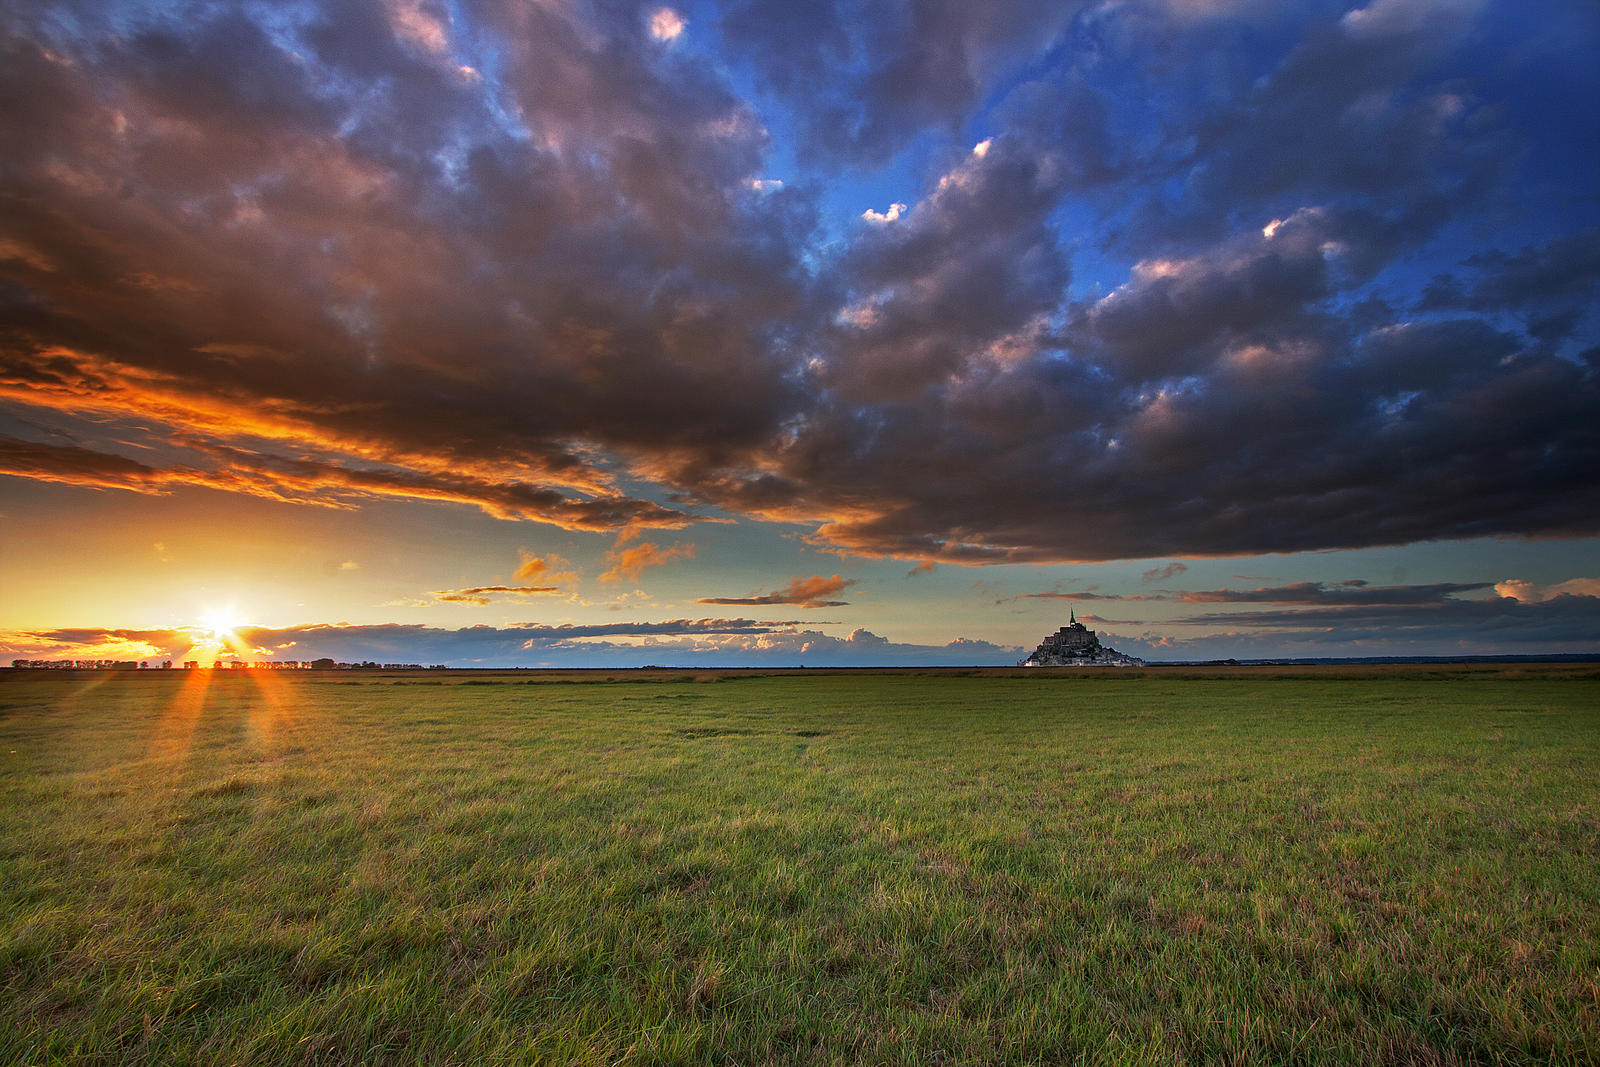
1074;211;1340;380
0;0;807;525
1165;0;1508;244
745;205;1600;561
1419;229;1600;344
1;1;1596;566
1461;232;1600;316
715;0;1087;167
818;133;1076;401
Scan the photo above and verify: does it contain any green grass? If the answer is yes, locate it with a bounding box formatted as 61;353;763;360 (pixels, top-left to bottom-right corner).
2;666;1597;1065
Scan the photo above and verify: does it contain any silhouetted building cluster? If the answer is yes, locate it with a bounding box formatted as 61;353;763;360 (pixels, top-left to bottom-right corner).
1019;613;1143;667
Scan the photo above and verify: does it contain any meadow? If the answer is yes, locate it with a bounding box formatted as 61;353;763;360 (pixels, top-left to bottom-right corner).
2;665;1596;1065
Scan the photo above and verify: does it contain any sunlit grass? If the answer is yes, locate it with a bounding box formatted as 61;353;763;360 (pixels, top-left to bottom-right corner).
2;666;1596;1064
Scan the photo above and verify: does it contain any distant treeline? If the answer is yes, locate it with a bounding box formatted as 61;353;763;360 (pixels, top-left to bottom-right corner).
11;660;168;670
9;659;447;671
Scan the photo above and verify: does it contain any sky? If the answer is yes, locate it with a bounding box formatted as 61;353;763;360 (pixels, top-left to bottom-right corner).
2;0;1597;667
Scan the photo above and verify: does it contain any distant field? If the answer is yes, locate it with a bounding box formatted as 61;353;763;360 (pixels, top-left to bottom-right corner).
2;665;1596;1065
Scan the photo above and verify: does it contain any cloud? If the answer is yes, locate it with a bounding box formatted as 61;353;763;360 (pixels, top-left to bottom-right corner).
1419;230;1600;343
1494;578;1600;603
386;0;453;57
1151;577;1600;651
0;2;793;532
1;620;1024;667
1156;0;1274;21
715;0;1081;167
746;224;1599;561
1160;0;1506;248
514;551;579;588
1142;562;1188;583
634;627;1023;667
599;541;696;584
0;434;178;495
696;573;855;608
1340;0;1487;40
1117;603;1600;661
1177;581;1493;605
1075;613;1142;627
433;585;562;606
2;620;791;663
0;432;691;532
1159;593;1600;652
1001;577;1600;657
650;8;687;42
814;131;1076;403
0;0;1593;574
1;628;184;663
1010;590;1119;602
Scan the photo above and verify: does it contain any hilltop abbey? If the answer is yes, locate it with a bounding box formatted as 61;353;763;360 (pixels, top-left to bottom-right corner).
1020;612;1144;667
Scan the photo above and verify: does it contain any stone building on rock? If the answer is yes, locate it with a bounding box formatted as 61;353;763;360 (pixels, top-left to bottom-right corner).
1020;611;1144;667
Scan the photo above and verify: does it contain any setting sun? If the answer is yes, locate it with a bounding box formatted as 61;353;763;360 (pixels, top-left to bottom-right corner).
199;607;246;643
189;606;255;661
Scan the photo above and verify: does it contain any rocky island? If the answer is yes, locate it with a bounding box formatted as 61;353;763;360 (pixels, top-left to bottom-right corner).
1020;612;1144;667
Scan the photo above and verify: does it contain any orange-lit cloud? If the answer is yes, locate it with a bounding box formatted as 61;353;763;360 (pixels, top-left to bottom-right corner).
1;627;192;661
599;540;696;584
0;434;183;494
0;433;689;533
3;633;172;659
1;348;613;489
514;551;579;588
697;573;855;608
1494;577;1600;603
434;585;563;605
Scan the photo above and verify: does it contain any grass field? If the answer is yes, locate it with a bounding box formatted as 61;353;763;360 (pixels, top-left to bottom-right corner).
2;665;1597;1065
